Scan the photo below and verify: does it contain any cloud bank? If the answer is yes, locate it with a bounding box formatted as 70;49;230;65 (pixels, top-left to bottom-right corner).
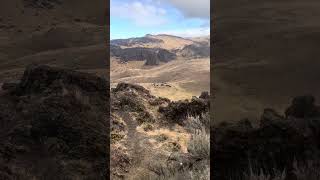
111;0;167;27
161;0;210;19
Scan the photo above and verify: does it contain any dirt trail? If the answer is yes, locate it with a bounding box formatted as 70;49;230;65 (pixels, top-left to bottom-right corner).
118;111;153;179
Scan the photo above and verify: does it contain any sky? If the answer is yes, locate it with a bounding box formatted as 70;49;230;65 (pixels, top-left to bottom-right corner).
110;0;210;39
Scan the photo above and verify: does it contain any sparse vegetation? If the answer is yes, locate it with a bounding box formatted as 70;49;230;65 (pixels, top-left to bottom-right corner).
110;82;210;179
155;134;168;142
243;160;320;180
146;114;210;180
0;65;108;179
214;96;320;180
142;123;154;132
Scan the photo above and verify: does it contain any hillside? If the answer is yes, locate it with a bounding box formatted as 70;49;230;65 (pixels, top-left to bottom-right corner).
213;0;320;124
110;82;210;179
0;65;108;179
111;58;210;101
213;95;320;180
110;34;210;62
111;34;195;50
0;0;108;82
110;34;210;100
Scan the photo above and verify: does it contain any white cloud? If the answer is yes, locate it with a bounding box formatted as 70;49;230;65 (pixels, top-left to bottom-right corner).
161;0;210;18
153;27;210;38
111;0;168;27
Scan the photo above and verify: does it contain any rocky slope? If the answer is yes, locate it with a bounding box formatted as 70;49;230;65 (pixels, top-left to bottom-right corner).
0;65;108;179
213;95;320;180
178;42;210;59
110;82;210;179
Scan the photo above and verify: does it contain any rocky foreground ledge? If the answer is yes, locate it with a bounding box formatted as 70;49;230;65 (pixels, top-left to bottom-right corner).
0;64;109;179
213;95;320;180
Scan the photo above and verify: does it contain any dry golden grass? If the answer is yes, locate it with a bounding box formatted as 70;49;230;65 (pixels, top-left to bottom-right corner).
111;58;210;101
137;125;191;153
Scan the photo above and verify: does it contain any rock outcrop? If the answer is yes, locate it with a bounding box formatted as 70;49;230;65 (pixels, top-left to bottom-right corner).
159;95;210;125
110;46;176;65
213;95;320;180
0;65;109;179
178;42;210;58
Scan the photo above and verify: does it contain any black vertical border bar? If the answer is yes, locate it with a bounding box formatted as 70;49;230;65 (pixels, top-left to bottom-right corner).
210;0;215;179
105;0;110;179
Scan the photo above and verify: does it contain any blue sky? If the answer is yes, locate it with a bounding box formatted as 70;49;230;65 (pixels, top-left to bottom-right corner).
110;0;210;39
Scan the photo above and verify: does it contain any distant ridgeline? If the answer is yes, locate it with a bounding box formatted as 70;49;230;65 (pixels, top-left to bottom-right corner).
110;36;164;47
110;35;210;65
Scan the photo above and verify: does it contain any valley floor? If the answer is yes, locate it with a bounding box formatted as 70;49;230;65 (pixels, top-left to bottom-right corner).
110;58;210;101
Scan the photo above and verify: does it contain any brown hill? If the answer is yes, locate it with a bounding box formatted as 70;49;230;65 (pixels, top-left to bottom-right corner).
0;0;108;82
111;34;194;51
213;0;320;123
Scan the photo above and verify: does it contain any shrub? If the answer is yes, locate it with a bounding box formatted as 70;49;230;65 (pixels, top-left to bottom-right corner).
187;130;210;160
142;123;154;132
293;160;320;180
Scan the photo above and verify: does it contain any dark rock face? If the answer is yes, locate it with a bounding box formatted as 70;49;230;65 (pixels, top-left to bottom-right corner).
199;91;210;99
110;46;176;65
285;95;320;118
15;64;107;95
159;95;210;124
0;65;108;179
213;95;320;180
179;42;210;58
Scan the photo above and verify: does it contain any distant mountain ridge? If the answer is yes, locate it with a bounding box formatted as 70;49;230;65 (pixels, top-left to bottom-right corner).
111;36;164;47
110;34;210;65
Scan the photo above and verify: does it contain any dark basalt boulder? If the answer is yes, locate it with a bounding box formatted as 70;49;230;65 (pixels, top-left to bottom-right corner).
159;94;210;124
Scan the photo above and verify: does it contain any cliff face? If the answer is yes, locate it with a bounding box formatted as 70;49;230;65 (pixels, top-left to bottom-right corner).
178;42;210;58
0;65;109;179
110;46;176;65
